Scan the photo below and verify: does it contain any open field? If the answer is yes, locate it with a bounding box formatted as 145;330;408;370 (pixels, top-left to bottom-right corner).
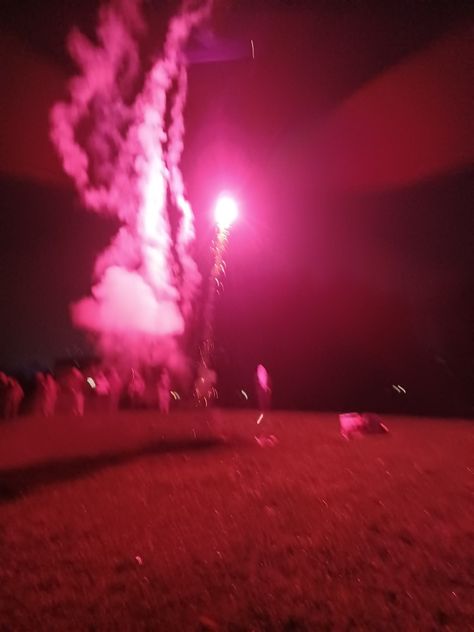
0;411;473;631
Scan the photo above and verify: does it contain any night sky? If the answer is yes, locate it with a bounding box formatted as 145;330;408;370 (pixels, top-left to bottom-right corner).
1;0;473;412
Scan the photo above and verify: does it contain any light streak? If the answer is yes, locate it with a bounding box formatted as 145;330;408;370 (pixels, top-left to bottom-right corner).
198;194;238;371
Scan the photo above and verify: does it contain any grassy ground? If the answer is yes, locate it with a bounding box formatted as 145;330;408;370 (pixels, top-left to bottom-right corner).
0;410;472;631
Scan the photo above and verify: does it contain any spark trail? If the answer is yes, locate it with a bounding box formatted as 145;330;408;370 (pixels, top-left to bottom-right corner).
199;194;238;369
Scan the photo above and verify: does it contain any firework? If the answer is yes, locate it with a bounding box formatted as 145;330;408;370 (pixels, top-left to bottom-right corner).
195;194;238;402
50;0;214;372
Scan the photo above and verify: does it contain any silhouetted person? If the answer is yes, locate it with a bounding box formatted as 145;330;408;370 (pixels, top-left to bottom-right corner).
44;374;58;417
128;369;145;408
94;368;110;412
106;367;122;411
157;369;171;414
34;372;57;417
63;367;84;416
255;364;277;446
4;377;24;419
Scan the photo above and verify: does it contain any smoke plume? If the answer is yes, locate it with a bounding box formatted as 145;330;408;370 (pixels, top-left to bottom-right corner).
50;0;212;368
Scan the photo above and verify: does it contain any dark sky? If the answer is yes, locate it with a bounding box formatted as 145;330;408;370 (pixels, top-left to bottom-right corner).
0;0;473;411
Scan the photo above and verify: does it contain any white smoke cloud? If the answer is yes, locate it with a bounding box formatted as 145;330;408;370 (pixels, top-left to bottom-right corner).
50;0;213;369
73;266;184;336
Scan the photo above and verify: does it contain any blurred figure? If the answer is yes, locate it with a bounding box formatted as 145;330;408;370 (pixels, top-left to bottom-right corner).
94;369;110;395
157;369;171;414
106;366;122;411
34;372;47;412
4;377;24;419
255;364;277;447
45;374;58;417
128;369;145;408
63;367;85;416
34;372;57;417
94;368;110;412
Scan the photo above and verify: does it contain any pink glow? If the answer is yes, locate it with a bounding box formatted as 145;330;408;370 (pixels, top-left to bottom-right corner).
257;364;270;391
50;0;213;369
214;194;238;231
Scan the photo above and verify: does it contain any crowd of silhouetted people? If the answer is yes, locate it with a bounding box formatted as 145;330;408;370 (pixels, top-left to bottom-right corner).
0;365;174;420
0;362;283;446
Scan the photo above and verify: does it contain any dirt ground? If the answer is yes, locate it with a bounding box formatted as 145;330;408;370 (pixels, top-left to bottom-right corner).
0;410;472;631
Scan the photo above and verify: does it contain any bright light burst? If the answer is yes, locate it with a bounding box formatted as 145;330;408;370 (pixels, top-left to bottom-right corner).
214;194;238;232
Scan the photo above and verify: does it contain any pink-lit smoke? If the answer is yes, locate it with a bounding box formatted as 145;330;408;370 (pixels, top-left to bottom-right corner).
50;0;213;368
